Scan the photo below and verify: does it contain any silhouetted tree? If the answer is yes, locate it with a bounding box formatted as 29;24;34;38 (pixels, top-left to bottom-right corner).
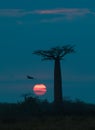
21;93;32;102
33;45;75;105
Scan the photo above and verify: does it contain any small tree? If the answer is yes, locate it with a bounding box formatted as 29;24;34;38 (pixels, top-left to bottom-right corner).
33;45;75;105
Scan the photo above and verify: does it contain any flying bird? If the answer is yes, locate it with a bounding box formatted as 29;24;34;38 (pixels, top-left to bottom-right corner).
26;75;34;79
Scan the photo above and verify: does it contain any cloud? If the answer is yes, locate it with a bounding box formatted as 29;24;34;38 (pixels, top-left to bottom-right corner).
0;8;95;23
40;17;66;23
33;8;90;15
63;74;95;83
16;21;23;25
37;8;92;22
0;9;35;17
0;8;92;17
0;74;26;82
0;9;23;17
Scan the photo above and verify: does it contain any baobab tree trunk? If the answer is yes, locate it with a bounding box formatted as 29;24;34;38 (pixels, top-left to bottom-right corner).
54;58;63;105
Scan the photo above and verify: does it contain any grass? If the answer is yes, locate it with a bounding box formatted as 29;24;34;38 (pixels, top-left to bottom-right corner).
0;98;95;129
0;116;95;130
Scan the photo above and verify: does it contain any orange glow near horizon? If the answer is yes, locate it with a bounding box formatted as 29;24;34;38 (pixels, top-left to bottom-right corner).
33;84;47;96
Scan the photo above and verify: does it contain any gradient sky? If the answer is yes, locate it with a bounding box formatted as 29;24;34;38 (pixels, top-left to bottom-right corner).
0;0;95;103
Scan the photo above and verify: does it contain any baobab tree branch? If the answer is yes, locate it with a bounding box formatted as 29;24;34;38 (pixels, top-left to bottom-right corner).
60;45;75;58
33;50;56;60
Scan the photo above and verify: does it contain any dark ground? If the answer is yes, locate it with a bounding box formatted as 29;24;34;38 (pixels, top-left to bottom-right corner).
0;97;95;130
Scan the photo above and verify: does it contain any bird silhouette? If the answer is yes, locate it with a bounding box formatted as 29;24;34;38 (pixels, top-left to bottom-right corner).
26;75;34;79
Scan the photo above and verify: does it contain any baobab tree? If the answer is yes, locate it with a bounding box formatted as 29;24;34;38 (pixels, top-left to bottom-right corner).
33;45;75;105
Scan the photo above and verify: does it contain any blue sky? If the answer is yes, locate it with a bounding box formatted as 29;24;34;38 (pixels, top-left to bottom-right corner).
0;0;95;103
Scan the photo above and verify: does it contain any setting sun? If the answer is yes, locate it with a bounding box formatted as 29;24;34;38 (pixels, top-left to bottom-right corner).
33;84;47;96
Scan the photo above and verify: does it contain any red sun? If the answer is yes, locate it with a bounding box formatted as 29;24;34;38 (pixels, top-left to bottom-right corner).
33;84;47;96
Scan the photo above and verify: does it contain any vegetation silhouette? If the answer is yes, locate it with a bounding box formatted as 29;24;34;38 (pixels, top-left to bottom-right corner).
0;96;95;124
21;93;33;102
33;45;75;106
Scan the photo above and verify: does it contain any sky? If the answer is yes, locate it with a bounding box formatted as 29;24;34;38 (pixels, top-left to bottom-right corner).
0;0;95;103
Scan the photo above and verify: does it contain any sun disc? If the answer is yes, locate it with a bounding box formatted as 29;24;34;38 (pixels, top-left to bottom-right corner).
33;84;47;96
